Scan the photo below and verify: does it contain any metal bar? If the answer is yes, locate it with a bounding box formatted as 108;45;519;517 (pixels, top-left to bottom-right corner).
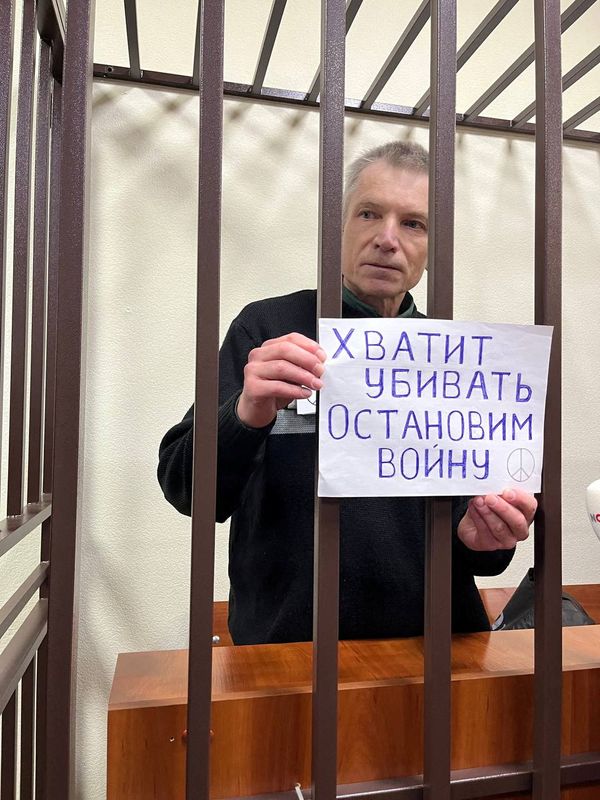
37;81;60;799
43;0;95;794
564;95;600;131
0;0;14;505
186;2;224;797
361;0;430;110
7;0;36;517
514;44;600;127
0;502;52;559
192;2;201;87
28;43;53;505
20;658;36;799
532;1;563;799
43;80;62;496
307;0;363;102
123;0;141;81
0;601;47;714
0;563;49;639
424;2;456;799
92;67;600;143
36;0;66;82
464;0;596;119
221;755;600;800
311;2;344;799
414;0;518;116
1;692;17;798
251;0;287;94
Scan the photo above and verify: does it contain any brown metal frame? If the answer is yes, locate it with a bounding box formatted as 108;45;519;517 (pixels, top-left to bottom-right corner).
3;0;599;798
0;0;94;797
93;0;600;143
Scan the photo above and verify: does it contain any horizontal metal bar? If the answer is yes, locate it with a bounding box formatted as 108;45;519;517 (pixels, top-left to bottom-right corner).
252;0;287;94
464;0;597;119
0;562;49;640
0;501;52;558
307;0;363;102
514;44;600;126
564;94;600;131
92;66;600;143
36;0;66;82
362;0;430;110
221;755;600;800
414;0;518;116
0;600;47;714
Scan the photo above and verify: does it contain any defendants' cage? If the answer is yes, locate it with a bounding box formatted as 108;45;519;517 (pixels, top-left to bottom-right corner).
1;0;599;798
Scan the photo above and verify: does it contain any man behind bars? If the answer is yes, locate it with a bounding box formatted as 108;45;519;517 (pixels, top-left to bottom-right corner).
157;140;536;645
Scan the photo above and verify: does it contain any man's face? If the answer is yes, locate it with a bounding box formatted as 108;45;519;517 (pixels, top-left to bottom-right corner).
342;161;429;316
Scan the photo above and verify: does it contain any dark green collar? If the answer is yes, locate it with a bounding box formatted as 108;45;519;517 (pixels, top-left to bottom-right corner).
342;284;416;318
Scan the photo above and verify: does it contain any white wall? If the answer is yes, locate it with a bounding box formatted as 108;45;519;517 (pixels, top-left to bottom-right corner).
69;1;600;797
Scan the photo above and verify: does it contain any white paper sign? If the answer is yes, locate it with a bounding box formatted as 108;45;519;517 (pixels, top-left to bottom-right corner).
317;318;553;497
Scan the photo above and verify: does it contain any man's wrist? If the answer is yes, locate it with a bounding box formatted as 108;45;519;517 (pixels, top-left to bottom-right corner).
235;394;276;430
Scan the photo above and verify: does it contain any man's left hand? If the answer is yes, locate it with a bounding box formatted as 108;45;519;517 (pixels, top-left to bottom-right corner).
457;488;537;551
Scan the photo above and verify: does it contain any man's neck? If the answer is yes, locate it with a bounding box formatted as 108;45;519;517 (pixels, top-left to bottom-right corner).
342;282;409;318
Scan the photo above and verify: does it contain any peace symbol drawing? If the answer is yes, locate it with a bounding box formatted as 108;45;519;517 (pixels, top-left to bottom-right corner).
506;448;535;482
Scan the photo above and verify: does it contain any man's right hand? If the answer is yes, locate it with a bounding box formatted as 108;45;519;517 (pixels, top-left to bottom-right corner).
236;333;327;428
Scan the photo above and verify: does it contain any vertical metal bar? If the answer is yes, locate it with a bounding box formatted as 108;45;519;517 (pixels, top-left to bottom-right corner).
43;0;96;796
35;640;48;800
1;691;17;799
424;1;456;799
307;0;362;103
28;43;52;505
37;78;61;800
186;2;224;797
7;0;36;517
43;80;61;498
20;659;36;799
532;1;563;799
0;0;14;500
123;0;141;80
311;1;344;799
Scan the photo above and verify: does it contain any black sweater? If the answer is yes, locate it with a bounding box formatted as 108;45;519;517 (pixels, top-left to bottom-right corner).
158;290;514;644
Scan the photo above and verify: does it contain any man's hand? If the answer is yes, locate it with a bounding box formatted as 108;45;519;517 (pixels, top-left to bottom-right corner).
457;488;537;551
237;333;327;428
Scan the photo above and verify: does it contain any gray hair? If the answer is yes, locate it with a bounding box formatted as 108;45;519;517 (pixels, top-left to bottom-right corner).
343;140;429;221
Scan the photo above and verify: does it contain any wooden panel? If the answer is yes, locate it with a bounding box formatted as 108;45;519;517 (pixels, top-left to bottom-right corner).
107;621;600;799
